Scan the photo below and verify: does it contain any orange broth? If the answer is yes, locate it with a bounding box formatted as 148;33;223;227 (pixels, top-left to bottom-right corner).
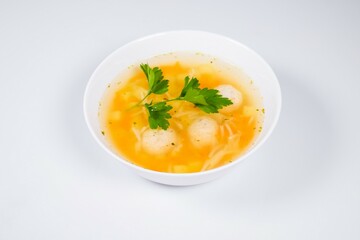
100;53;264;173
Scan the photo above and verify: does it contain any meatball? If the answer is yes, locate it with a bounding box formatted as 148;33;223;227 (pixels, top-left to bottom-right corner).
141;128;178;155
216;84;243;113
188;116;218;148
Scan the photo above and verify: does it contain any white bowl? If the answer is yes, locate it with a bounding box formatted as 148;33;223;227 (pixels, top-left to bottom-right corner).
83;30;281;186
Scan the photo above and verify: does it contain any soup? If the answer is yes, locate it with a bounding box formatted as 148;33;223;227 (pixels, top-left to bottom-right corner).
99;52;264;173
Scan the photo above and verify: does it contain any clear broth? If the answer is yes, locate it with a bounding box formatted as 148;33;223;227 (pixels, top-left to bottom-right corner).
100;52;264;173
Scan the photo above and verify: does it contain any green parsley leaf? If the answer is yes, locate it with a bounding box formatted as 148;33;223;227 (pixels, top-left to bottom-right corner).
140;64;169;94
179;76;200;97
182;88;207;105
179;77;233;113
144;102;173;130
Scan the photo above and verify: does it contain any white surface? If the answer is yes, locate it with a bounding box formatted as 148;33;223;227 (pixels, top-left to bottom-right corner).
0;0;359;239
83;31;281;185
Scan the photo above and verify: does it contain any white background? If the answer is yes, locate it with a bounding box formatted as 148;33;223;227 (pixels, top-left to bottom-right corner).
1;0;359;239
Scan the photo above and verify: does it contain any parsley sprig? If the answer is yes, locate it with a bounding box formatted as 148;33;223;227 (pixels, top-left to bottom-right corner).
136;64;233;130
144;102;173;130
138;64;169;104
178;76;233;113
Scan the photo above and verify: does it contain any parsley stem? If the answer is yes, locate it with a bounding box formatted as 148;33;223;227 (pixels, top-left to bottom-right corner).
127;96;184;111
138;91;152;105
162;97;182;103
127;91;152;110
